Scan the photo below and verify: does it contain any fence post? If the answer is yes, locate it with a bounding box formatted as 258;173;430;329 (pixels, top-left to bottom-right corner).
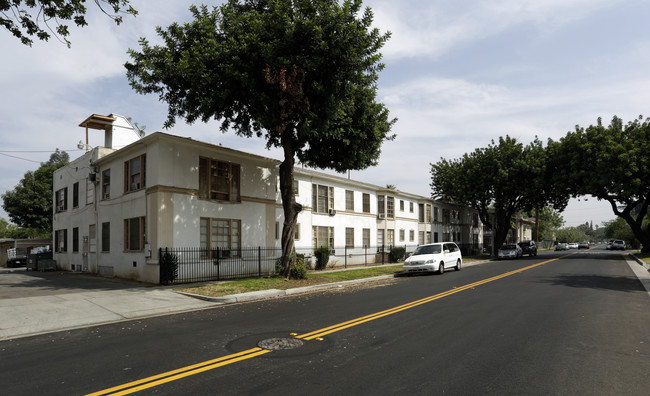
216;247;220;280
364;245;367;266
258;246;262;277
382;244;385;265
345;245;348;268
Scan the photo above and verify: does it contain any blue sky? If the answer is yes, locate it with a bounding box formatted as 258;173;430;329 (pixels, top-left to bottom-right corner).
2;0;649;228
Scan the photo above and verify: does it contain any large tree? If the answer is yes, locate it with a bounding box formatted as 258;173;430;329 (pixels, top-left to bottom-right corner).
125;0;395;277
2;149;69;234
1;0;137;47
552;115;650;253
431;136;567;252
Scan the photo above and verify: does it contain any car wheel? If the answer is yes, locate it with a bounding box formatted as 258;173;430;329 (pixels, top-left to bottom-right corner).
455;259;461;271
439;262;444;274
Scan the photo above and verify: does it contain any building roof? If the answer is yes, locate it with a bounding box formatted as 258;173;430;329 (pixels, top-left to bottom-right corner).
78;114;117;130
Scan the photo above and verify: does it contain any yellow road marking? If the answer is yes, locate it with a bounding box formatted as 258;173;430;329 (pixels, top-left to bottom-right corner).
89;254;571;395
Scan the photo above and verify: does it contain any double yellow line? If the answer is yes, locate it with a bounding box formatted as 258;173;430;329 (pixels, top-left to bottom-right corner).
89;256;563;395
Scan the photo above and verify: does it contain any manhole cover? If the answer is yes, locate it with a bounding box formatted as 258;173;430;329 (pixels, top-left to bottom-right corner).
258;337;304;350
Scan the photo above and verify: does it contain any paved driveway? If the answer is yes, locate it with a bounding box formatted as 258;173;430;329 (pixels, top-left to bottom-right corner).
0;267;145;299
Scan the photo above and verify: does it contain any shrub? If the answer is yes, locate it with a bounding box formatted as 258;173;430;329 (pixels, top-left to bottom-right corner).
389;246;406;262
160;251;179;285
313;245;330;270
276;254;307;279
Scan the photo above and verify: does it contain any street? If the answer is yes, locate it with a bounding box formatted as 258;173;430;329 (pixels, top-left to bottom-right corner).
2;248;649;395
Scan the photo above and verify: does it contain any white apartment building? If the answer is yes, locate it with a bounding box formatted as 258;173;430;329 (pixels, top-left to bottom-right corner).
53;113;483;283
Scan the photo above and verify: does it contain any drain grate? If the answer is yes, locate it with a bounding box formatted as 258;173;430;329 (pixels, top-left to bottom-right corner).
258;338;304;350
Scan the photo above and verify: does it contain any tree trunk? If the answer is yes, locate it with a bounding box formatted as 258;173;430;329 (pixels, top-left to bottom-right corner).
278;135;302;279
610;199;650;253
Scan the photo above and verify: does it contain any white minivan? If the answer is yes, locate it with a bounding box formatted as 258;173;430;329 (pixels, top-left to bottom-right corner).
403;242;462;274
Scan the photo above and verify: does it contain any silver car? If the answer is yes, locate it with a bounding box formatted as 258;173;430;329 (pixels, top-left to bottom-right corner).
403;242;463;274
498;244;522;259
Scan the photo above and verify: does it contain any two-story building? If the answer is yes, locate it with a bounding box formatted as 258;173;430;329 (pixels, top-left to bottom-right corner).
53;113;484;283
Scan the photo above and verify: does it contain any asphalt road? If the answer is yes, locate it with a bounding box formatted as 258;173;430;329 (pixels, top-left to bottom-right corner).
2;248;649;395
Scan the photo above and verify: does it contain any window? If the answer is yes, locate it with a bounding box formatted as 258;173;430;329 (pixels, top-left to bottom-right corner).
345;190;354;211
400;200;404;211
124;154;146;193
313;226;334;249
102;222;110;252
72;182;79;208
418;204;424;222
199;157;241;201
89;224;96;253
387;229;395;248
102;169;110;199
345;227;354;248
72;227;79;252
418;231;424;245
124;217;145;251
362;193;370;213
292;180;299;196
426;232;432;244
434;232;439;243
377;229;384;247
362;228;370;248
200;218;241;255
275;222;280;240
378;195;385;217
312;184;334;214
55;187;67;212
409;230;415;242
387;197;394;219
399;229;405;242
409;202;414;213
472;213;479;227
86;178;94;204
443;209;451;224
426;204;432;222
434;207;439;222
295;223;301;240
55;229;67;252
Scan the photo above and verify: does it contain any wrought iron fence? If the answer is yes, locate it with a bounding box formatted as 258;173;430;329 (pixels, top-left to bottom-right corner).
159;242;483;285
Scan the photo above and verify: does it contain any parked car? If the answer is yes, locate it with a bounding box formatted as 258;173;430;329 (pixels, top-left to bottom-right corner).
578;241;590;249
610;240;626;250
403;242;462;274
517;241;537;256
568;242;579;249
555;243;569;251
498;244;522;259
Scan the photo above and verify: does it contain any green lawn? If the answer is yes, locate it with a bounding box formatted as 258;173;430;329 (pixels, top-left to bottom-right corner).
634;251;650;264
176;255;489;298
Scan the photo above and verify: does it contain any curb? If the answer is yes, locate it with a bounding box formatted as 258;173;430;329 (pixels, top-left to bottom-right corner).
173;260;495;304
176;274;397;304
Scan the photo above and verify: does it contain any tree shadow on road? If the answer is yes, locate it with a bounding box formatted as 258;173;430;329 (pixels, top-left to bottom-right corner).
539;274;645;293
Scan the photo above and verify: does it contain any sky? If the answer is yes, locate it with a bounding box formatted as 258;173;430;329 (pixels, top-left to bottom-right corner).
2;0;649;229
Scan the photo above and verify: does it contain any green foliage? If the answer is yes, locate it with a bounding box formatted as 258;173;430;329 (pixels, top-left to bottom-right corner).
126;0;395;272
1;0;137;47
276;254;307;279
0;218;49;239
2;150;68;233
431;136;567;250
314;246;330;270
160;251;179;285
389;246;406;262
604;217;640;249
555;227;589;243
553;116;650;252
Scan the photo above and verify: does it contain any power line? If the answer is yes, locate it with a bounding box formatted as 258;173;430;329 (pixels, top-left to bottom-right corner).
0;152;41;163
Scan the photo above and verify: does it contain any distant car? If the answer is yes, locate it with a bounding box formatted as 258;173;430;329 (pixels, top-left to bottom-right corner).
555;243;569;251
517;241;537;256
568;242;578;249
578;241;590;249
498;244;522;259
403;242;462;274
610;240;626;250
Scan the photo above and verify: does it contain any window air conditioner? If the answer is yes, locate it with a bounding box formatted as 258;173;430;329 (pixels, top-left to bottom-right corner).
328;209;336;216
103;193;110;199
131;183;140;190
378;213;385;219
